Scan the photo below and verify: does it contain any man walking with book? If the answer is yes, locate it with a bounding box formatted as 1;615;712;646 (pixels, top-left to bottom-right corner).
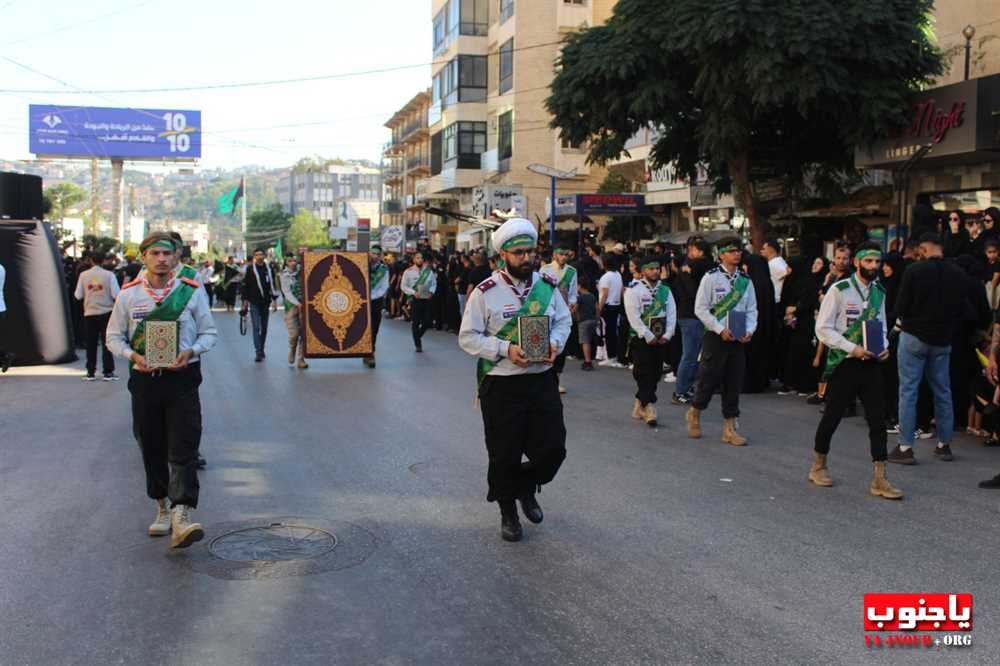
686;238;757;445
459;218;571;542
540;244;578;393
106;231;217;548
624;253;677;427
809;241;902;499
401;251;436;352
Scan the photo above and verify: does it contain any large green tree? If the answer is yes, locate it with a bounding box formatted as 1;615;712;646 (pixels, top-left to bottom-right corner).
44;182;88;221
245;204;291;250
546;0;944;246
285;209;329;249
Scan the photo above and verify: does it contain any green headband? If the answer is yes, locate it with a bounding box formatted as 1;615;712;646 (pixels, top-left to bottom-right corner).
554;248;571;255
501;234;536;251
142;238;177;253
717;244;740;254
642;261;661;270
856;249;882;260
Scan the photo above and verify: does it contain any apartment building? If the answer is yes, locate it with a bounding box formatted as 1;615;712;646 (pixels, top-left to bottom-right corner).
277;164;381;228
417;0;616;250
382;89;432;244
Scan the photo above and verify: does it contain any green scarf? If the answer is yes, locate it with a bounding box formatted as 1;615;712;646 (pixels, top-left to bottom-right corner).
710;273;751;321
823;277;885;379
476;278;556;387
630;282;670;338
413;267;431;297
130;279;198;368
371;263;388;290
557;264;576;290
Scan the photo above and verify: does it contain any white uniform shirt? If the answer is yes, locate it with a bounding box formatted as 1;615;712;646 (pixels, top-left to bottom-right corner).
279;268;301;307
624;279;677;343
598;270;623;305
815;276;889;354
694;266;759;336
459;270;572;377
0;262;6;313
768;255;789;303
370;263;390;300
539;261;578;306
401;265;437;299
106;277;218;364
74;266;120;316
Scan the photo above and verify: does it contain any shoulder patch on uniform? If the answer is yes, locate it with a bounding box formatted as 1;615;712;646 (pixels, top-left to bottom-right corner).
628;279;640;288
707;266;722;275
180;277;201;288
834;279;851;291
477;278;496;292
122;278;142;289
541;273;558;286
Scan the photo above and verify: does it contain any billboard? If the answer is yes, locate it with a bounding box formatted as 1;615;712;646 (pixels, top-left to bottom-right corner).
29;104;202;160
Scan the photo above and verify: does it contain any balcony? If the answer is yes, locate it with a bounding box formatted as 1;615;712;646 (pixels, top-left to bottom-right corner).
402;119;429;143
407;154;430;173
383;162;404;183
406;194;424;210
383;138;405;157
383;199;403;214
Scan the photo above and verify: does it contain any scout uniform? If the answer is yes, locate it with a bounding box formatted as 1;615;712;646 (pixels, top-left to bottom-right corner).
106;234;218;548
459;218;572;542
540;253;578;383
367;246;390;367
623;268;677;426
279;264;308;369
688;253;758;445
811;252;902;499
401;257;437;351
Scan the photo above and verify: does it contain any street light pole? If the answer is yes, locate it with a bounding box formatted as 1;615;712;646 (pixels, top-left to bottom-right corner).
963;24;976;81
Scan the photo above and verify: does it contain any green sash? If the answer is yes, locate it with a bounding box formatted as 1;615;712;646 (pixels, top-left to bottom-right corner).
130;280;198;367
179;264;199;281
476;278;556;387
822;277;885;379
371;264;388;291
630;282;670;338
413;267;431;297
558;265;576;290
710;274;750;321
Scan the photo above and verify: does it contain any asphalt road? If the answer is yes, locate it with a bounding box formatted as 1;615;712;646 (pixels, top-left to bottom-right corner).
2;310;997;665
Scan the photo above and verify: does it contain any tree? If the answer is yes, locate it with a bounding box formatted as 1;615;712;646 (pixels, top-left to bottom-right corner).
546;0;944;246
285;209;329;250
245;204;291;250
44;182;88;221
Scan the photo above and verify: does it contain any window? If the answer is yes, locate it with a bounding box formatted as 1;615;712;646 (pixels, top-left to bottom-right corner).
442;121;486;169
564;0;585;3
499;0;514;23
433;0;487;54
498;111;512;167
460;0;488;36
433;8;447;53
436;55;487;106
561;136;583;150
499;39;514;94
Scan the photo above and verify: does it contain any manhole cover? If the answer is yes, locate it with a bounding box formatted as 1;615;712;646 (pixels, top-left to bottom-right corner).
169;517;378;580
210;523;337;562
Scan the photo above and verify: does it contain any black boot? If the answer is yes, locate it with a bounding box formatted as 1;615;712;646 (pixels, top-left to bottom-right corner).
518;489;543;524
499;501;522;542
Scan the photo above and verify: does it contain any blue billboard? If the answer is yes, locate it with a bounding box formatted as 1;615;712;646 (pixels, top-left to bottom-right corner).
29;104;202;160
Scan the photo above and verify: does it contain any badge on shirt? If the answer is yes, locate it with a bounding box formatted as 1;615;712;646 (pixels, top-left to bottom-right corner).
502;304;519;319
132;306;152;320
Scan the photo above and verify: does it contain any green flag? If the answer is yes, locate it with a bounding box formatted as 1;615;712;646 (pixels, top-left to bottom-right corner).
217;178;244;216
275;238;283;259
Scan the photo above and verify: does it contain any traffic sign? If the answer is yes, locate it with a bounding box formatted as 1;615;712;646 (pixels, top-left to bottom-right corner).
527;163;577;180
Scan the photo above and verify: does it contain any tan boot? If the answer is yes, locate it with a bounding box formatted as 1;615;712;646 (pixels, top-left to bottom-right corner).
297;358;309;369
170;505;205;549
686;407;702;439
721;418;747;446
631;399;643;420
148;498;171;537
643;403;658;427
808;453;834;487
288;339;297;364
870;461;904;500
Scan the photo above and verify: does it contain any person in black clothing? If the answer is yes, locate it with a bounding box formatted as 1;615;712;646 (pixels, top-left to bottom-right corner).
781;256;824;397
741;250;775;393
943;210;972;258
880;252;905;430
240;248;277;362
465;251;492;295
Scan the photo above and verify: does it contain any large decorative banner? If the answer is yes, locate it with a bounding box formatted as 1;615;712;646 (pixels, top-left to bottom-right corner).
301;251;373;358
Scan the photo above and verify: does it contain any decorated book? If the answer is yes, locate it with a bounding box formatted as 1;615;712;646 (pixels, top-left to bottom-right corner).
648;316;667;339
518;315;551;362
145;321;179;368
728;310;747;340
863;320;885;356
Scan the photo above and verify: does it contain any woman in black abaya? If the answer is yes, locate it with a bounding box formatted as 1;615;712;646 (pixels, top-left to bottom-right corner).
741;250;775;393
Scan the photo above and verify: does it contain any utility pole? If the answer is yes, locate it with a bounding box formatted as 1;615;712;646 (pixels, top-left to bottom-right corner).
111;158;124;242
89;158;99;235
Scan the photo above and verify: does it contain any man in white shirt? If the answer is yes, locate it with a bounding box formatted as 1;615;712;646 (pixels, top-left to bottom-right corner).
597;255;625;367
366;244;390;368
459;218;571;542
0;260;12;373
107;231;217;549
400;251;437;352
761;238;790;303
278;253;308;369
74;251;121;380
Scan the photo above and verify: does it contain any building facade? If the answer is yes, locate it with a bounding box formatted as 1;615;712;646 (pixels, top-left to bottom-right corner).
415;0;616;250
277;164;381;228
382;89;432;249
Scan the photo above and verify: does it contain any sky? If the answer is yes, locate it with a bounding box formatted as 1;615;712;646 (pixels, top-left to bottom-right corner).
0;0;432;170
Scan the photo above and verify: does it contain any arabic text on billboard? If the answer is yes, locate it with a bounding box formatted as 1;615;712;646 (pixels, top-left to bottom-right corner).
29;105;202;160
577;194;646;216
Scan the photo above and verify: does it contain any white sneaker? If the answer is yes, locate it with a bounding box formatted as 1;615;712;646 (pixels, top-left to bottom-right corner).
170;505;205;549
81;374;97;382
598;359;616;367
915;428;934;440
148;499;171;537
663;372;677;383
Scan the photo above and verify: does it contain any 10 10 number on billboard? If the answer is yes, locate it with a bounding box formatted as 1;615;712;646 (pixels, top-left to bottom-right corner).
162;112;192;153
